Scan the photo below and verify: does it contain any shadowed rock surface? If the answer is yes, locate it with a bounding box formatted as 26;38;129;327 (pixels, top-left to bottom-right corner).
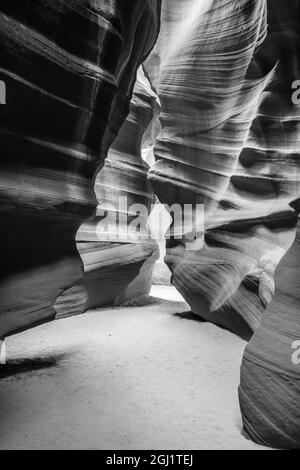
142;0;300;448
240;218;300;449
0;0;299;452
75;68;160;312
0;0;161;337
238;0;300;449
144;0;299;341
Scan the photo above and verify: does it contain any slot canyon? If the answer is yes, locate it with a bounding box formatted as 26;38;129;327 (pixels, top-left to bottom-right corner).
0;0;299;450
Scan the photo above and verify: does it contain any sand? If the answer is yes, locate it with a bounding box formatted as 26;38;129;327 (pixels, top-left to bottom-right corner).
0;286;268;450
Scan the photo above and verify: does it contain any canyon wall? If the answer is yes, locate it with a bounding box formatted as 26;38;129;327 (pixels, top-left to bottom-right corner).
0;0;161;338
74;67;160;313
0;0;299;450
144;0;299;340
240;216;300;449
144;0;300;448
239;0;300;449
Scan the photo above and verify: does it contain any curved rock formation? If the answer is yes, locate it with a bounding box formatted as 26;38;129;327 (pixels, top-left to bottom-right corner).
144;0;298;340
239;0;300;449
239;218;300;448
75;67;160;311
1;0;299;451
144;0;300;448
0;0;161;337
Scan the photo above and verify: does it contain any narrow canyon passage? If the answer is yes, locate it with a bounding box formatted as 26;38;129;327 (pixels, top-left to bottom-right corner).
0;286;266;450
0;0;299;450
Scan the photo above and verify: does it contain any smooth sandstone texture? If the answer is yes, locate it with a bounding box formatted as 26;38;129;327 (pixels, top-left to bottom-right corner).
75;68;160;312
240;218;300;449
143;0;300;448
239;1;300;448
0;1;161;337
144;0;299;340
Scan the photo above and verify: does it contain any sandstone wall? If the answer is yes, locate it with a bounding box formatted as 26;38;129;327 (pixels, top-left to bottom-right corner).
0;0;161;337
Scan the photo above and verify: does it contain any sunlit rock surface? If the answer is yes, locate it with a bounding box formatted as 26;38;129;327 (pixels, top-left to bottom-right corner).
240;219;300;449
75;68;160;311
143;0;300;449
144;0;298;340
239;1;300;448
1;0;299;451
0;1;161;337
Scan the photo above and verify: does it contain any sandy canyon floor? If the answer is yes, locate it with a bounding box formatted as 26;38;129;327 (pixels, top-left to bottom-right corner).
0;286;268;450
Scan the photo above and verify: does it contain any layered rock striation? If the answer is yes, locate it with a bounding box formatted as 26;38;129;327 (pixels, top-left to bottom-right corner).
144;0;299;340
1;0;299;450
0;0;161;337
239;0;300;449
144;0;300;448
75;67;160;312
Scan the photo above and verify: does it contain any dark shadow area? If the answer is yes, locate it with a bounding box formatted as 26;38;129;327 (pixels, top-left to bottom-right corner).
174;311;206;322
0;354;68;380
118;295;168;308
175;309;252;340
94;294;167;310
175;309;252;341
